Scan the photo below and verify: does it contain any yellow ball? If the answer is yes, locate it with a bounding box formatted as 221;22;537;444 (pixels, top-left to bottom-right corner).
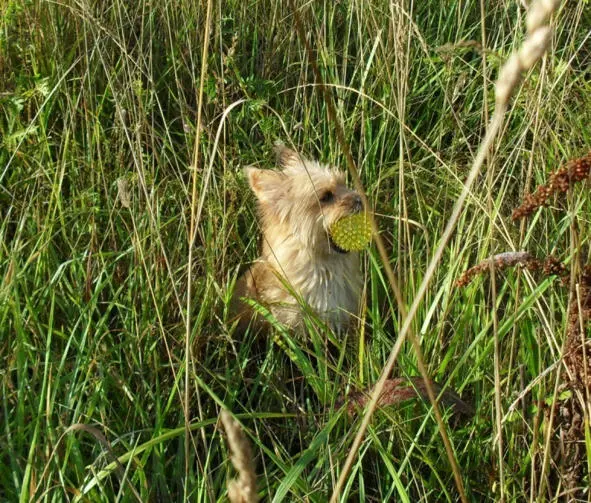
329;213;372;251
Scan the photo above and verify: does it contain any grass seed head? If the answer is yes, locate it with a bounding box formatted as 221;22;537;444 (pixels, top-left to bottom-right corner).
512;151;591;220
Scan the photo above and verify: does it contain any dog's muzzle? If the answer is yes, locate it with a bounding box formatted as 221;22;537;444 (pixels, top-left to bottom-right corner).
329;234;349;254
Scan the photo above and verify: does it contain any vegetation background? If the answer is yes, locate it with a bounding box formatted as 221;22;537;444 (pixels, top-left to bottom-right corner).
1;0;590;501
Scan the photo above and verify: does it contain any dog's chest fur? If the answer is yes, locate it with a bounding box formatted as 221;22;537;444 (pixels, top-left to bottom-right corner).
266;249;361;332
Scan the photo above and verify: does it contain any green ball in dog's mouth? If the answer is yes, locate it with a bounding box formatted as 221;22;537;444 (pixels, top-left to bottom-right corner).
329;213;373;252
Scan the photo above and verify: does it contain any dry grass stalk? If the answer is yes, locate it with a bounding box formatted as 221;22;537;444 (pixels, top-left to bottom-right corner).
495;0;558;107
512;151;591;220
220;410;259;503
117;178;132;208
456;252;567;287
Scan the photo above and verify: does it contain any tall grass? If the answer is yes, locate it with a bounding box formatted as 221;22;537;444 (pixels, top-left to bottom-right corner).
1;0;590;501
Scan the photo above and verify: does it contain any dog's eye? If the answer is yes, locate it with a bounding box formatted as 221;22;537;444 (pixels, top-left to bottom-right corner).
320;191;334;203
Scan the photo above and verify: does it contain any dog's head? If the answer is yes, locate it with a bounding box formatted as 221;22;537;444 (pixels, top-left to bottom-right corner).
245;144;363;255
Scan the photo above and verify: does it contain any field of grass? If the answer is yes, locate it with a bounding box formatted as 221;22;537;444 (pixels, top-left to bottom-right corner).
1;0;591;501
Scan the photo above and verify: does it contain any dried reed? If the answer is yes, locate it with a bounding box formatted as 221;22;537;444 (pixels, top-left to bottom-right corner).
339;377;474;417
456;252;567;287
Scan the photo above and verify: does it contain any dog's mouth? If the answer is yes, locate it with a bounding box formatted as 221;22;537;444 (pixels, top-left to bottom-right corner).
328;233;348;254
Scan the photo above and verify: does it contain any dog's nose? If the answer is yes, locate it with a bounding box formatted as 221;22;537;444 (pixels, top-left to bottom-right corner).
352;194;363;213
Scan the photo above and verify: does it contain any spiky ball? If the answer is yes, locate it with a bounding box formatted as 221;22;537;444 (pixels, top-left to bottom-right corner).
329;213;372;251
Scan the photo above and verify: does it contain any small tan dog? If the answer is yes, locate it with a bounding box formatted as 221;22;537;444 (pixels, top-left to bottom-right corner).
230;144;363;334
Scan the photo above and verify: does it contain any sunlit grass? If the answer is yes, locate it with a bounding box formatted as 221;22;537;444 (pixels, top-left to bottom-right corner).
1;0;590;501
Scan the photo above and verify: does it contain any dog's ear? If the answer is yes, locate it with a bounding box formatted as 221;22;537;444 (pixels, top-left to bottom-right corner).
244;167;285;205
273;142;307;170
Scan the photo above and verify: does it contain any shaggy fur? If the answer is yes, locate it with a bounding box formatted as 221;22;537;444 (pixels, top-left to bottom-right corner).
230;144;363;334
